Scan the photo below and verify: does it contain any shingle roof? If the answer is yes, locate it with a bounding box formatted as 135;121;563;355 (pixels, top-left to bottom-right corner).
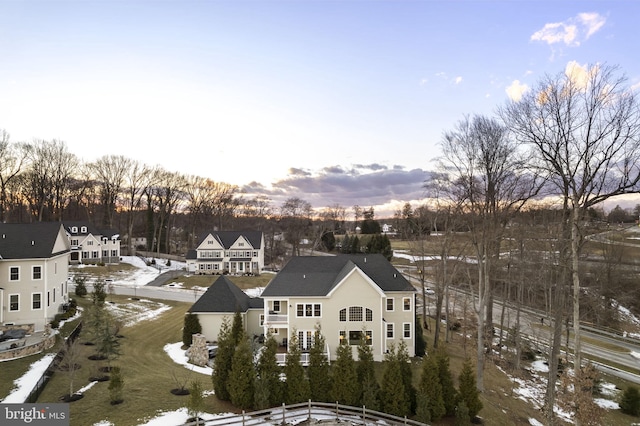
261;254;414;297
63;221;119;238
0;222;69;259
203;231;263;249
188;275;264;313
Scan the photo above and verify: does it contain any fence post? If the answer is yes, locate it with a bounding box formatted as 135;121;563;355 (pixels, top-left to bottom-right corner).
308;399;311;421
282;402;286;424
242;410;245;426
335;401;339;420
362;405;366;425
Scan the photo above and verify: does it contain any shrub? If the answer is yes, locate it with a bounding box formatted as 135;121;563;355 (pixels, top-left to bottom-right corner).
74;277;87;297
620;386;640;416
182;314;202;347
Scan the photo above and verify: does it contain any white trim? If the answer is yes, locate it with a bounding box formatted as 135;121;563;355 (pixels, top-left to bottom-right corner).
386;322;394;339
31;292;43;311
9;266;20;281
326;266;386;298
386;297;395;312
8;293;19;312
402;322;411;339
32;265;43;281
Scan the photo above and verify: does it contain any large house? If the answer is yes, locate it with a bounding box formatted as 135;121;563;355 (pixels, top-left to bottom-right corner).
189;254;416;362
0;223;71;331
63;221;121;264
186;231;264;275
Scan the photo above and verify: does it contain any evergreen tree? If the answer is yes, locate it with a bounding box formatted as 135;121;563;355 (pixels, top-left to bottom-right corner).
212;317;234;401
321;231;336;252
415;318;427;357
341;235;351;254
435;346;458;416
454;401;471;426
397;341;416;414
356;334;380;410
416;392;432;424
283;331;310;404
308;326;331;402
255;333;283;408
231;310;244;345
228;336;255;410
351;235;360;253
620;386;640;416
96;312;121;366
331;343;358;406
108;366;124;405
418;353;445;421
92;280;107;304
458;359;482;419
380;344;410;417
187;379;205;426
74;276;87;297
182;313;202;347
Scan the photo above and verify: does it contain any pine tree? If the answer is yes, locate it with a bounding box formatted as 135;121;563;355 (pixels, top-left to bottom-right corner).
341;235;351;254
418;353;445;421
331;343;358;406
212;317;234;401
283;331;310;404
415;318;427;357
435;346;458;416
458;359;482;419
351;236;360;253
416;392;432;424
182;313;202;347
187;380;205;426
356;335;380;410
231;310;244;345
74;276;87;297
396;341;416;414
108;366;124;405
308;327;331;402
228;336;255;410
256;333;283;408
620;386;640;416
380;344;410;417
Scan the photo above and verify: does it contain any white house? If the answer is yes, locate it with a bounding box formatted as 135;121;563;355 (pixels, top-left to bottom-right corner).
261;254;416;362
186;231;265;275
63;221;121;264
188;254;416;363
0;222;71;331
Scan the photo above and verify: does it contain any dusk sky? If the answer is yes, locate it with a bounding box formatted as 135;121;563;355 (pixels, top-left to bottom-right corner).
1;1;638;217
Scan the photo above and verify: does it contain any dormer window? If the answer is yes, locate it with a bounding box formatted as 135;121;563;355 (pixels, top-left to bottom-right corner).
81;226;87;233
71;226;78;233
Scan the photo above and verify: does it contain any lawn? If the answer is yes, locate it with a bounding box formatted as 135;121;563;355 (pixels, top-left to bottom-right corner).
165;273;275;291
34;295;237;426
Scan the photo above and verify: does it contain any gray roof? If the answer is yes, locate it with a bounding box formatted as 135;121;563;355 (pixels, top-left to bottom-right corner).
63;221;119;238
0;222;69;259
189;275;263;313
261;254;414;297
202;231;263;249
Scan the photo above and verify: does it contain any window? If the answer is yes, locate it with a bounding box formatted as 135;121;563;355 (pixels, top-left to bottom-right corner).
386;323;394;338
259;314;265;326
92;251;99;258
239;242;245;247
102;250;108;257
339;308;346;322
403;323;411;339
349;330;363;345
403;297;411;311
71;226;78;233
71;239;78;246
9;294;19;311
273;301;280;312
365;330;373;345
81;226;87;233
297;303;321;317
386;298;394;311
87;240;93;246
366;308;373;321
10;267;19;281
32;266;42;280
32;293;42;310
339;330;347;345
348;306;363;321
111;250;118;256
207;240;214;244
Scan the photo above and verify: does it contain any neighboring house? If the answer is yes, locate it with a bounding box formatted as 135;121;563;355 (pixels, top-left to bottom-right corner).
63;221;121;264
188;275;264;342
186;231;265;275
260;254;416;362
0;222;71;331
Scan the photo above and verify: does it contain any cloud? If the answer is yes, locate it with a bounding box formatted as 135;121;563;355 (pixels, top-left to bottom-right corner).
288;167;311;176
455;76;463;85
240;165;431;217
531;12;605;47
506;80;529;102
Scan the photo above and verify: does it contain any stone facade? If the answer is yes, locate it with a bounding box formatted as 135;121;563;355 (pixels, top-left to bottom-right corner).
187;333;209;367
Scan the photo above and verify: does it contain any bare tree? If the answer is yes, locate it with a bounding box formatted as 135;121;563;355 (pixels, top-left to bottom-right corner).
89;155;131;228
281;197;313;256
121;160;153;254
501;63;640;425
0;129;28;222
435;114;539;392
23;139;77;221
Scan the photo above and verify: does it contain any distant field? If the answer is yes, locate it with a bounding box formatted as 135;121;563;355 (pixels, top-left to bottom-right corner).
166;273;275;290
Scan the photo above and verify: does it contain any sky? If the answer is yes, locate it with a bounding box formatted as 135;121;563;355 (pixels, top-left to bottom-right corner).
1;0;638;217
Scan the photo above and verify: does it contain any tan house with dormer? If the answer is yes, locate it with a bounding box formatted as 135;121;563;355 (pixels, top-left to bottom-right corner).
186;231;264;275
